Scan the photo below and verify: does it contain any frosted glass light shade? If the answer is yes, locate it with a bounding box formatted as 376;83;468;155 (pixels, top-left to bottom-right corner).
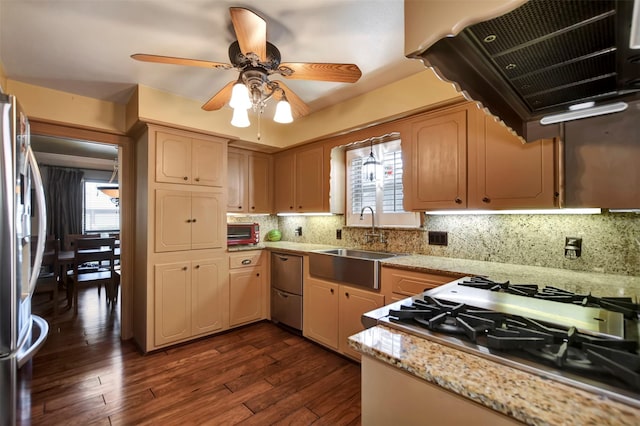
231;107;250;127
229;83;251;110
273;99;293;123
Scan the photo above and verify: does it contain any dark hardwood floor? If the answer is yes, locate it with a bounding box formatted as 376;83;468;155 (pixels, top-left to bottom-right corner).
19;286;361;425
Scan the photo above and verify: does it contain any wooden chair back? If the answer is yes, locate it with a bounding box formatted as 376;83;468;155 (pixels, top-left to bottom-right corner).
35;238;61;316
70;237;117;313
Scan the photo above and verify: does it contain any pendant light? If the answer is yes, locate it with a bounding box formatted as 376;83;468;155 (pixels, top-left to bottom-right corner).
362;139;380;182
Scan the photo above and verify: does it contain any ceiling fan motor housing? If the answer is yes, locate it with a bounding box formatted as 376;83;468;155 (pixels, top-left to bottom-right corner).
228;40;282;71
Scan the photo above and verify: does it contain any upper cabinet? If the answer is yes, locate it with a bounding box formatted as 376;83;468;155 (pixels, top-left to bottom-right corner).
403;103;472;210
468;113;558;209
156;131;225;187
403;102;560;211
274;145;325;213
227;148;273;213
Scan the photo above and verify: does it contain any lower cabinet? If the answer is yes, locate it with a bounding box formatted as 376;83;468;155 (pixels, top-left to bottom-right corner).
228;250;267;327
381;266;461;303
154;256;227;347
304;275;385;360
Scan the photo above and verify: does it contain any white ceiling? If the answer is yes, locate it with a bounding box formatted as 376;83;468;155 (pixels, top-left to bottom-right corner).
0;0;426;113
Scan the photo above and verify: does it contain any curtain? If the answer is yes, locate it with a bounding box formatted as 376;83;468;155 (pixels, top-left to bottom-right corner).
42;166;85;249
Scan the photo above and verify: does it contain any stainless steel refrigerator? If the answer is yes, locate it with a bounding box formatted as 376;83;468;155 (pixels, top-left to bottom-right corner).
1;93;49;426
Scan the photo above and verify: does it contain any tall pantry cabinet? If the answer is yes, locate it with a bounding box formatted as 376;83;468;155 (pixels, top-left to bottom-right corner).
134;125;229;352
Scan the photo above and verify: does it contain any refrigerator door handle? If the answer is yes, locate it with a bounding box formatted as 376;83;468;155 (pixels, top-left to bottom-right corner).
26;145;46;295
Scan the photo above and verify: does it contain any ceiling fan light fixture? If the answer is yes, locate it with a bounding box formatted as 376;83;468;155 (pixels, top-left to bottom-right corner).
229;80;252;110
273;97;293;123
231;106;251;127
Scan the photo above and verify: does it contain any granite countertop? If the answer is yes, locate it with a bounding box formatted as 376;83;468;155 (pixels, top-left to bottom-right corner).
261;241;640;298
349;325;640;426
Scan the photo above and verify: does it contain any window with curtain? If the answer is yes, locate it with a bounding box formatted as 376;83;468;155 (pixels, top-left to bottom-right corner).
83;181;120;233
346;138;420;227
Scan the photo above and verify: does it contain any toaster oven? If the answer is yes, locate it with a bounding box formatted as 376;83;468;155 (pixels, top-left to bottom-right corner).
227;222;260;246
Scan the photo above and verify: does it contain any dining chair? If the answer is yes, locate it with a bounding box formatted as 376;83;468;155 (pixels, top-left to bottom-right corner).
67;237;117;314
34;238;62;316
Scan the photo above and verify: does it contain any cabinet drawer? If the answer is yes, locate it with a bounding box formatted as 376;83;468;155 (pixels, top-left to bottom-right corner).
382;268;456;297
229;251;263;269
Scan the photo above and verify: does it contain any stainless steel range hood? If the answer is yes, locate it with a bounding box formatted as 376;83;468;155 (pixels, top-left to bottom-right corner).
410;0;640;142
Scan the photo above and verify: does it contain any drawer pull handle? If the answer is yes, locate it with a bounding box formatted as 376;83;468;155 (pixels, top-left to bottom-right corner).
454;198;462;204
330;288;334;294
183;176;188;181
482;197;491;203
241;259;252;265
345;292;350;298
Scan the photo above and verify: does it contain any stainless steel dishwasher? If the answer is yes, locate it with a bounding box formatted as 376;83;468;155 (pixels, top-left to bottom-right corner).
270;252;303;331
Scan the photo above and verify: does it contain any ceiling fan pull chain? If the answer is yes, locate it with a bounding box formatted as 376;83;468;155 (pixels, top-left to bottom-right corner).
257;111;262;141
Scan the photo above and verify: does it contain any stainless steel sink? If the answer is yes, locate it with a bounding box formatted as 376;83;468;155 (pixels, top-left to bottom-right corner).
308;249;405;290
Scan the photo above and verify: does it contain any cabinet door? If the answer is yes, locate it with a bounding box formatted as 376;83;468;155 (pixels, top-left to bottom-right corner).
406;108;468;210
338;286;384;360
295;146;324;212
156;132;192;184
192;138;225;187
155;261;191;346
303;277;339;349
155;189;192;252
274;152;296;213
227;150;247;212
192;257;226;336
248;152;273;213
472;115;556;209
381;267;457;302
191;191;225;250
229;267;263;326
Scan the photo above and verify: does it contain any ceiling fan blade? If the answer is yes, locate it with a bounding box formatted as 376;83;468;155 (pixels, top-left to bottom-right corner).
275;81;310;118
131;53;232;69
202;81;235;111
229;7;267;62
278;62;362;83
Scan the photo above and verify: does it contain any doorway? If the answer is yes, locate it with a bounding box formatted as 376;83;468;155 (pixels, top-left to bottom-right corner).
29;120;134;340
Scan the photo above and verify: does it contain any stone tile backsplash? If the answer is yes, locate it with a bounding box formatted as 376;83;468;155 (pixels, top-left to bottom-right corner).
230;212;640;276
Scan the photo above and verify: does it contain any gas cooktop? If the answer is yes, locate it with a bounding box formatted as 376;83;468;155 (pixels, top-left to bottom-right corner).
362;276;640;408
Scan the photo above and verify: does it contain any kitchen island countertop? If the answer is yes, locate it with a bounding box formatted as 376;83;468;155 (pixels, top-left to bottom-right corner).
349;325;640;426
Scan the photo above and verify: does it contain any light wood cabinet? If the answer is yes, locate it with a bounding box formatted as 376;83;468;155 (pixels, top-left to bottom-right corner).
404;104;471;210
133;125;230;353
274;145;325;213
338;286;385;359
468;114;558;209
227;148;273;213
155;189;225;252
154;256;227;347
381;266;460;303
304;277;340;349
304;272;384;360
228;251;266;327
155;131;225;187
403;102;560;211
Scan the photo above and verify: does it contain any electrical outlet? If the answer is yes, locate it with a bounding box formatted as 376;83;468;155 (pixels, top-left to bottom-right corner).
564;237;582;259
428;231;448;246
295;226;302;236
336;229;342;240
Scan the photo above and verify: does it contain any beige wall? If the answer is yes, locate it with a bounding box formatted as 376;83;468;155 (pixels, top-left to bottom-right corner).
7;80;127;133
0;62;6;94
2;68;461;149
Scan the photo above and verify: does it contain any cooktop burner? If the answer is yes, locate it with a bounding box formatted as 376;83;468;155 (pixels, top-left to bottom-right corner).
459;276;640;318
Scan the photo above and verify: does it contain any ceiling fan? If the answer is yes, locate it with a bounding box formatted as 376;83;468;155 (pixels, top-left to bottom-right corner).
131;7;362;125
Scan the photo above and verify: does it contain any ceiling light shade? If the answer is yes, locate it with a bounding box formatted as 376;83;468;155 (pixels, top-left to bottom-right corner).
229;81;251;110
231;107;250;127
273;99;293;123
98;186;120;207
540;102;628;125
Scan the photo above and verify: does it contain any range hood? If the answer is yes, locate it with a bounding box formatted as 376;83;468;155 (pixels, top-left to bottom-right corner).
411;0;640;142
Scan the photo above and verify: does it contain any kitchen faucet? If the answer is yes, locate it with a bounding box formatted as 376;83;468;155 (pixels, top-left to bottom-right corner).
360;206;386;244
